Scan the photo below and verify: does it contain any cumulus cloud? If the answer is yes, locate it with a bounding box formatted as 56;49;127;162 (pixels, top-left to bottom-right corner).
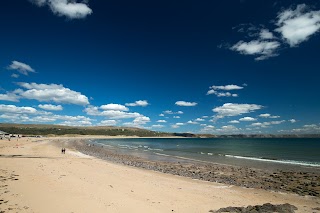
0;104;37;114
289;119;297;123
171;123;184;129
187;120;198;125
11;74;20;78
175;101;197;107
38;104;63;111
195;118;205;122
229;120;240;124
207;84;243;97
157;120;167;123
60;120;92;126
173;116;180;119
29;0;93;19
239;117;257;122
163;110;183;114
260;29;275;39
231;40;280;60
200;125;215;132
292;124;320;133
152;124;164;128
0;93;20;102
123;116;150;127
259;113;280;118
100;104;128;111
85;108;141;119
7;61;35;76
210;85;244;90
99;120;117;126
275;4;320;47
227;4;320;60
16;82;89;105
213;103;263;118
84;105;150;128
125;100;149;107
159;113;165;117
251;120;285;128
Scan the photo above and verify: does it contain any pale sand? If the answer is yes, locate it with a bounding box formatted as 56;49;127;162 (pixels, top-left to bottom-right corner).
0;137;319;213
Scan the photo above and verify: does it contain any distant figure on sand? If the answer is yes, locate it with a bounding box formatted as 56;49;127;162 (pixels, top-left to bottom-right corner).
61;148;66;154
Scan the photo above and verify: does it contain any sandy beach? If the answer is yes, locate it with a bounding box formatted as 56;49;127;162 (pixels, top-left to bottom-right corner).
1;137;319;213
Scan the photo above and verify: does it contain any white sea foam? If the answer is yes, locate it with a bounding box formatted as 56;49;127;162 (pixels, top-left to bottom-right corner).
225;155;320;167
154;152;171;157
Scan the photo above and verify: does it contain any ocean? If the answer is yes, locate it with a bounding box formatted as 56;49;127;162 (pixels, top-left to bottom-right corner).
92;138;320;171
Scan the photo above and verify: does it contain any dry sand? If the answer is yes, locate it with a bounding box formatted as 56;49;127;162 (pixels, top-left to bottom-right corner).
0;137;319;213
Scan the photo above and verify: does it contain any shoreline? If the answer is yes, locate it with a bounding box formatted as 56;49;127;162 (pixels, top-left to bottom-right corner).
60;137;320;198
1;136;320;212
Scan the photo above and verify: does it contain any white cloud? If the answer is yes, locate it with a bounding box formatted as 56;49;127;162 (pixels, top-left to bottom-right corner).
239;117;256;122
99;120;117;126
52;115;92;122
259;113;280;118
231;40;280;60
173;116;180;119
215;125;240;133
259;113;271;118
0;104;37;114
163;110;184;114
213;103;263;118
7;61;35;76
207;84;243;97
171;122;184;128
228;4;320;60
38;104;63;111
30;0;93;19
210;85;244;90
16;82;89;105
84;106;150;124
100;104;128;111
229;120;240;124
157;120;167;123
152;124;164;128
275;4;320;47
200;125;215;132
251;120;285;128
289;119;297;123
87;108;141;119
60;120;92;126
260;29;275;39
175;101;198;107
292;124;320;133
125;100;149;107
159;113;165;117
11;74;19;78
187;120;198;125
195;118;205;122
123;116;150;127
0;93;20;102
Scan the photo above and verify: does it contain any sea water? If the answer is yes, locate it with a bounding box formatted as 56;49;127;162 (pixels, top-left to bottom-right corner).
92;138;320;171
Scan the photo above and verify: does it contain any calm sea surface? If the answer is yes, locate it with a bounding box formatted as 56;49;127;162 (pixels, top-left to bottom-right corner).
92;138;320;170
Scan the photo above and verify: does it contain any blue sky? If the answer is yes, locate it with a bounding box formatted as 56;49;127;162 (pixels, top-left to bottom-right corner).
0;0;320;134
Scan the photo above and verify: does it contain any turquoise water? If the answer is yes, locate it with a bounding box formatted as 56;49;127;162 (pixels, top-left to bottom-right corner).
92;138;320;169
